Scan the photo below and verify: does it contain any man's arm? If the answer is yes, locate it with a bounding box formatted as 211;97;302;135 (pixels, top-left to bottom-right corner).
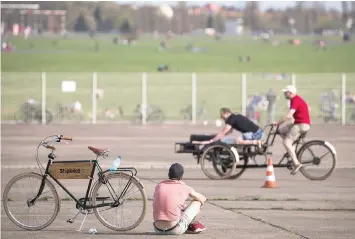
201;124;232;144
226;128;233;135
189;190;207;205
277;109;295;125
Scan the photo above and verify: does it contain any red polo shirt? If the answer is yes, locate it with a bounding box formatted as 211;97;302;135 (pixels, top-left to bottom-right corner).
290;95;311;124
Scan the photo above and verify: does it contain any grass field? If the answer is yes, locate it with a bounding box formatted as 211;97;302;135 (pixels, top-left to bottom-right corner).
2;34;355;72
1;34;355;123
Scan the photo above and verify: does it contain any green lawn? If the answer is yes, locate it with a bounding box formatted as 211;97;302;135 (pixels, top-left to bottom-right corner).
2;34;355;72
1;35;355;123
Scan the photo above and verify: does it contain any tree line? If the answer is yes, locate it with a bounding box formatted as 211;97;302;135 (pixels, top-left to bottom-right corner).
2;1;355;34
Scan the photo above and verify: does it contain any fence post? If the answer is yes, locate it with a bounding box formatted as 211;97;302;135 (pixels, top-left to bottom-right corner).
92;72;97;124
241;73;247;116
341;73;346;125
0;76;1;123
142;72;147;125
192;73;197;124
41;72;46;125
291;72;296;87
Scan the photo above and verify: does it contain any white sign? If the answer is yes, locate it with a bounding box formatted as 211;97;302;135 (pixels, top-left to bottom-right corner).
12;24;19;36
61;81;76;92
346;18;353;29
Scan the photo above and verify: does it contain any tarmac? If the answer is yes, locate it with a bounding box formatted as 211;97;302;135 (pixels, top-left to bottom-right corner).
1;123;355;239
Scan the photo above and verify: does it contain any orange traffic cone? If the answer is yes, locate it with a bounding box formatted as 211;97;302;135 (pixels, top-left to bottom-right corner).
262;157;277;188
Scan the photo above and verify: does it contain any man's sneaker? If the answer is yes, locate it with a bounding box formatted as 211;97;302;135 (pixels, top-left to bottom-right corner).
186;221;206;234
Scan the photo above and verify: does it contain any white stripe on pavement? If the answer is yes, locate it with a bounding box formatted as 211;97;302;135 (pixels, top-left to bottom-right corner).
1;164;201;170
2;164;355;169
1;136;188;141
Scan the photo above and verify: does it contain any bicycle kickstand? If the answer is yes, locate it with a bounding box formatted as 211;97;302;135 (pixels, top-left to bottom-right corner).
76;211;89;232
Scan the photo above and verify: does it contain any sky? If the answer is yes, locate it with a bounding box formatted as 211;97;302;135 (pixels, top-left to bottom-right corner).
117;1;343;12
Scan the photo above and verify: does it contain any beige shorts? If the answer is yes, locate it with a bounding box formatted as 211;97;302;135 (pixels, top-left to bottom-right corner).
279;123;310;141
154;201;201;235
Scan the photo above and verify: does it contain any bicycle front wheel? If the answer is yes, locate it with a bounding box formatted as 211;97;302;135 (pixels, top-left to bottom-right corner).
2;172;60;231
91;172;147;231
298;140;337;180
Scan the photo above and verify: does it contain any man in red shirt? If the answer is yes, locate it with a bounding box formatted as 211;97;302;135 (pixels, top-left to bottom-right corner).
276;85;311;175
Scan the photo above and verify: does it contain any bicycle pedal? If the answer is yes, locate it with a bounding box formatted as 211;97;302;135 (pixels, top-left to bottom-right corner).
67;219;74;224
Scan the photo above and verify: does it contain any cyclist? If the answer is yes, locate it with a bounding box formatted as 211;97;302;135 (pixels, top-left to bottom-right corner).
276;85;311;175
153;163;206;234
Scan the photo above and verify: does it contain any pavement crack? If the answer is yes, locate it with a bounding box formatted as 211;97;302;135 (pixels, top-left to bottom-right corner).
235;210;309;239
208;201;310;239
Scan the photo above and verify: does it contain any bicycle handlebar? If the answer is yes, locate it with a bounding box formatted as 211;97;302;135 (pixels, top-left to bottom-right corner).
41;135;73;151
62;136;72;141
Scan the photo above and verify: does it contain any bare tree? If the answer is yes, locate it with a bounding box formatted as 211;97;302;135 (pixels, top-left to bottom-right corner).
342;1;349;24
243;1;263;31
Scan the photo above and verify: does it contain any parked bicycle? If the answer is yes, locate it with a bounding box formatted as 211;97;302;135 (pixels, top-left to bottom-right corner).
14;100;53;124
2;135;147;231
100;105;125;121
132;104;165;124
54;102;85;122
179;101;209;122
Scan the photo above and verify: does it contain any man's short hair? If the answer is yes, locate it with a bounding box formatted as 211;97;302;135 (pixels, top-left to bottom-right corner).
220;108;232;114
168;163;184;180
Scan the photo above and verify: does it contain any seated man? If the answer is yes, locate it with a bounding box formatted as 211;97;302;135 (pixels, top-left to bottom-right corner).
153;163;207;235
276;85;311;175
199;107;264;147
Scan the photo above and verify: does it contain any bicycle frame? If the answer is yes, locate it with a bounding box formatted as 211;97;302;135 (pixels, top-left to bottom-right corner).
29;153;138;211
237;124;308;168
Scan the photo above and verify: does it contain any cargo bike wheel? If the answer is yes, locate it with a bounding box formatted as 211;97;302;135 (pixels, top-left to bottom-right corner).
226;153;249;179
200;143;244;180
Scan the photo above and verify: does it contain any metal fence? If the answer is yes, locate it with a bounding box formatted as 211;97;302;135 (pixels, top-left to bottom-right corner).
1;72;355;125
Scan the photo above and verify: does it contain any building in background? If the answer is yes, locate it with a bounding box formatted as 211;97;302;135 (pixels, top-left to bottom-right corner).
1;3;66;35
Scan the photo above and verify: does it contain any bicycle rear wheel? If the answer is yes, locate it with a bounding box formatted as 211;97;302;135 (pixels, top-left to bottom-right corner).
298;140;337;180
2;172;60;231
91;172;147;231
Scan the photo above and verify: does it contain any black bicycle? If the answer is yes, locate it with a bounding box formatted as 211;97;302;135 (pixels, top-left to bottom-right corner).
2;135;147;231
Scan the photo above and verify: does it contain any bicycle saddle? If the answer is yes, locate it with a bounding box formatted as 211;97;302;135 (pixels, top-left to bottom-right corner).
88;146;109;156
